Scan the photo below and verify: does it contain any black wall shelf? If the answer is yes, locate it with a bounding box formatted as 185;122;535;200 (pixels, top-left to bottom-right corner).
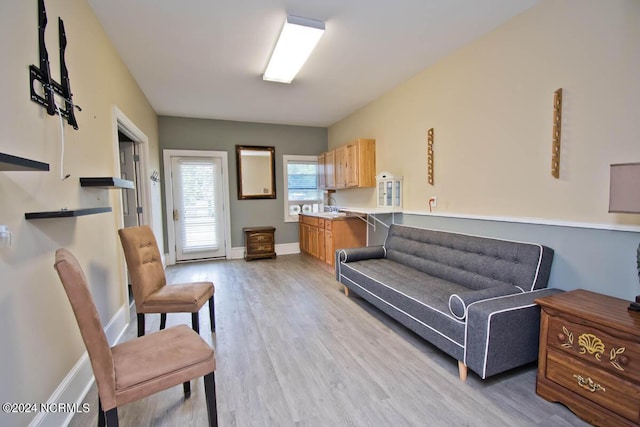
0;152;50;171
80;177;134;189
25;207;112;220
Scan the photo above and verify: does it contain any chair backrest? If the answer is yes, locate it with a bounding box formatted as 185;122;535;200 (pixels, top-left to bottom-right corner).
54;249;117;410
118;225;167;311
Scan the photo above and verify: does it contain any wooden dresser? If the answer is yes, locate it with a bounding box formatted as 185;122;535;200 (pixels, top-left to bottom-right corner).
243;226;276;261
535;289;640;427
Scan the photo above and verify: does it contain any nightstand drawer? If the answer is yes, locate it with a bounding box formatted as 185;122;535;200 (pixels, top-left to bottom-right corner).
247;232;274;244
546;349;640;424
247;243;274;254
547;316;639;383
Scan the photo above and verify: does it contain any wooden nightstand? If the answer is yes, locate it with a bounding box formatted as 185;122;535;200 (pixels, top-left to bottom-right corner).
535;289;640;427
243;226;276;261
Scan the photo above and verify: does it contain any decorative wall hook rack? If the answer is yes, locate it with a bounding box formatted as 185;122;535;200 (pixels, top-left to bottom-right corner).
551;88;562;179
427;128;435;186
29;0;81;129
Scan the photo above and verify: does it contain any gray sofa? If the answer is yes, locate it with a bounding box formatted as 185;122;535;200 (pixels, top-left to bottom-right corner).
335;224;562;380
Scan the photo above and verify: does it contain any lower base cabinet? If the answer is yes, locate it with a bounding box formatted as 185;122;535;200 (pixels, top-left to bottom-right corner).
299;214;366;266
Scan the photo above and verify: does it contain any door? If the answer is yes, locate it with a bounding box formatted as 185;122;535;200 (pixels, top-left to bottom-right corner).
119;137;141;228
170;156;226;261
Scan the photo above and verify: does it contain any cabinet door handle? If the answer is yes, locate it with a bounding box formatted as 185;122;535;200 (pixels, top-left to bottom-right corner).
572;374;605;393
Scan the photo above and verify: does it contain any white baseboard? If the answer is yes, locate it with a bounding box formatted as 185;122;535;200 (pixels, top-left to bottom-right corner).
230;242;300;259
29;305;129;427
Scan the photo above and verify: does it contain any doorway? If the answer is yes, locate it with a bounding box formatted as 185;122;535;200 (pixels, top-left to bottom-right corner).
164;150;232;264
112;106;153;318
118;131;142;229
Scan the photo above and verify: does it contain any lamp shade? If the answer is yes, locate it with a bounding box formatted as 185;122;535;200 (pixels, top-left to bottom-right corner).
609;162;640;213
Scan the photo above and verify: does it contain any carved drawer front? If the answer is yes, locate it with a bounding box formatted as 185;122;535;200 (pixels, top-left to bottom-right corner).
546;349;640;424
247;242;274;254
318;219;325;228
325;220;332;231
247;232;274;245
547;316;639;383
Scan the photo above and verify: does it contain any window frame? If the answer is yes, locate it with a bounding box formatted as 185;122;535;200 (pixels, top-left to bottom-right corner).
283;155;322;223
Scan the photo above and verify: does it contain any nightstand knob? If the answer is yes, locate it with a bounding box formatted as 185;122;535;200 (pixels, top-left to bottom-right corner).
557;333;566;342
618;355;629;366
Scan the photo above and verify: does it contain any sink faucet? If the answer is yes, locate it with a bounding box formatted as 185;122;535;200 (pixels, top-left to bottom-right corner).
325;195;338;212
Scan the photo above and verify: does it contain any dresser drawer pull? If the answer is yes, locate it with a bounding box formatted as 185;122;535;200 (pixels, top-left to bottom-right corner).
572;374;605;393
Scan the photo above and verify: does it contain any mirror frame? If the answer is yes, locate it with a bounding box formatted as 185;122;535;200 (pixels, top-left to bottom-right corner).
236;145;277;200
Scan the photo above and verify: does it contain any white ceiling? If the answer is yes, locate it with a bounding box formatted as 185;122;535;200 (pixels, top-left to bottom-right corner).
87;0;539;127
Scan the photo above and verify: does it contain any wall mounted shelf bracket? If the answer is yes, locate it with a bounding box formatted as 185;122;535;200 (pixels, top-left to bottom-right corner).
29;0;81;129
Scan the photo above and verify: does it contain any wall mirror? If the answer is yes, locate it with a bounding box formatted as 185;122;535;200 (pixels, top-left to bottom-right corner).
236;145;276;199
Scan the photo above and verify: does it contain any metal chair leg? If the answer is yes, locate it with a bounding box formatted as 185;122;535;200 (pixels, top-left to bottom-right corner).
160;313;167;330
208;296;215;332
137;313;145;337
204;372;218;427
192;312;200;334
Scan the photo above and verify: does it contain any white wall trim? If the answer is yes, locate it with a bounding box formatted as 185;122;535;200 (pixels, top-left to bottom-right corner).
163;149;232;265
29;306;128;427
230;242;300;259
402;210;640;233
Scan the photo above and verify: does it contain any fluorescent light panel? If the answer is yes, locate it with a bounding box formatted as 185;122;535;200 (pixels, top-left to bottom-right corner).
263;15;325;84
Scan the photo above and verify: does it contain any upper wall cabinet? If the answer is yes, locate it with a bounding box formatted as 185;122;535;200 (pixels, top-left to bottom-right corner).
320;138;375;190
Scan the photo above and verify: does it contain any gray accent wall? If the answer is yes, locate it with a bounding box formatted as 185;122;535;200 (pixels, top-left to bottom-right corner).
397;214;640;302
159;116;327;250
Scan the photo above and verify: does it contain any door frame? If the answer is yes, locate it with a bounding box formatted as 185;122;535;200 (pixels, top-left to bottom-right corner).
110;105;153;322
163;149;232;264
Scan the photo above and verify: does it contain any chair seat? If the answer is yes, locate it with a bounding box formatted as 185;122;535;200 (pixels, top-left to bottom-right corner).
141;282;214;313
112;324;215;406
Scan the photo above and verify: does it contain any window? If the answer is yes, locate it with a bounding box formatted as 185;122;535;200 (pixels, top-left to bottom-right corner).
283;155;322;222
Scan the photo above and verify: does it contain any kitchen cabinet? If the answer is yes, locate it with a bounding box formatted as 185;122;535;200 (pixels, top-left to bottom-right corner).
319;138;375;190
299;214;366;267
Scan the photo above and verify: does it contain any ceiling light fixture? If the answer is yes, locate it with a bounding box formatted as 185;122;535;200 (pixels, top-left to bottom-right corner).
263;15;325;84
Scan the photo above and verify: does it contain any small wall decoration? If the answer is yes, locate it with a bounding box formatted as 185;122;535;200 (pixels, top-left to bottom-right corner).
551;88;563;179
427;128;434;185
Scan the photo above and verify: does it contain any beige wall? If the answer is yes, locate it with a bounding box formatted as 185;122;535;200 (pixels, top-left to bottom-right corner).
329;0;640;228
0;0;158;424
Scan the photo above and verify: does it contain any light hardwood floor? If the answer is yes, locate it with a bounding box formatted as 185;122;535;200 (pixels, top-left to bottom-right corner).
70;254;589;427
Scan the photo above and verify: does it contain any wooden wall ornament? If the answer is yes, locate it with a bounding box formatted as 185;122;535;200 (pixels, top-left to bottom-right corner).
551;88;563;178
427;128;434;185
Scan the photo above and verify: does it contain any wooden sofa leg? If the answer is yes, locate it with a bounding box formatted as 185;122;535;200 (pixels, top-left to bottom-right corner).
344;286;350;297
458;361;468;381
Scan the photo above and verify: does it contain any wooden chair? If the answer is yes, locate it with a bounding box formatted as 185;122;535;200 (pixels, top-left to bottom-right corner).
118;225;215;337
53;248;217;426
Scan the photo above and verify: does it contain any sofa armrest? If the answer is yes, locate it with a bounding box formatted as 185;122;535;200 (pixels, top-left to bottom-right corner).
335;246;386;282
464;288;565;379
336;246;386;263
448;285;523;320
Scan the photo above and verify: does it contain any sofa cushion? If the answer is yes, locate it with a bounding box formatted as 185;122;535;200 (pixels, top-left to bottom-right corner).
384;225;551;291
339;258;468;346
448;285;524;320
